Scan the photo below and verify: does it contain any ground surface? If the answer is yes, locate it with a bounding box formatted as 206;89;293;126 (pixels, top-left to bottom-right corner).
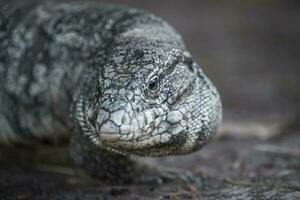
0;122;299;200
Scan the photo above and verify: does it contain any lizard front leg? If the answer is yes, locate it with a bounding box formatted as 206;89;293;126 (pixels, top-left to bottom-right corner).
70;132;201;185
70;134;145;184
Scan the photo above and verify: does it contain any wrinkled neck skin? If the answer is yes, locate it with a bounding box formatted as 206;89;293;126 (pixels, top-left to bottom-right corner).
72;9;222;157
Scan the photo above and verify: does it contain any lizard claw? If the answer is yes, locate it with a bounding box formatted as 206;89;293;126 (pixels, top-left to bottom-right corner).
161;168;203;189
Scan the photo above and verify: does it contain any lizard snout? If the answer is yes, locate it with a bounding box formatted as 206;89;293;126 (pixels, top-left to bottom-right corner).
98;109;130;142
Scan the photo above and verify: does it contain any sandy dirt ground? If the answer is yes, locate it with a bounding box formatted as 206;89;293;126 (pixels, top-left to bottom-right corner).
0;122;299;199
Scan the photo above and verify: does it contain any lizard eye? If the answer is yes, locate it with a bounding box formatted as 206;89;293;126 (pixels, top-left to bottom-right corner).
148;77;159;93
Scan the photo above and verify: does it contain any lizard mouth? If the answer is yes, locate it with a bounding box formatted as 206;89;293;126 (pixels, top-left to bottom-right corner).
101;132;121;141
98;114;173;152
98;109;187;156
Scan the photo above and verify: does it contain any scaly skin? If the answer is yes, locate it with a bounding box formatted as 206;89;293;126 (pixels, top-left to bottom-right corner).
0;1;222;184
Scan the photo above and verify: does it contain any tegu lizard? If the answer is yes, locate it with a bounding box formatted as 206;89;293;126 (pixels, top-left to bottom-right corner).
0;1;222;184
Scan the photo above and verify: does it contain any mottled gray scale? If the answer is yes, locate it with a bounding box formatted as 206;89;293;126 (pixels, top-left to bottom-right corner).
0;1;222;184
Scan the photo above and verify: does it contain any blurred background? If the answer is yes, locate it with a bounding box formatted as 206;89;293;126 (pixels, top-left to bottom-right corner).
94;0;300;125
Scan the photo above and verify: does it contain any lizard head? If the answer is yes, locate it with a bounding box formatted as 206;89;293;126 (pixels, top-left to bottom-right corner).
78;36;222;156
